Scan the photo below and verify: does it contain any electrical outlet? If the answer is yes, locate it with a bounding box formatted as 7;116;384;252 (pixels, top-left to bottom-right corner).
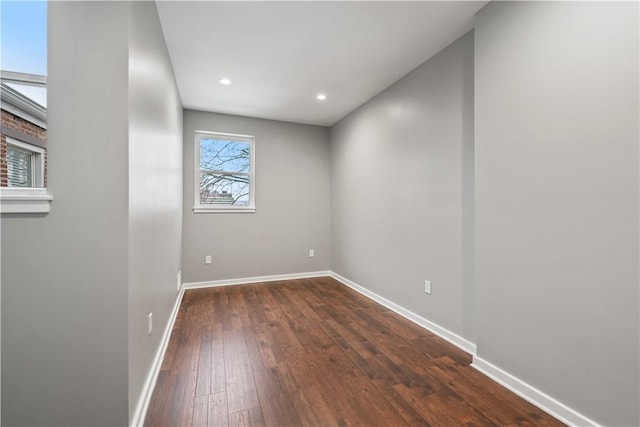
205;255;212;264
148;313;153;335
309;249;315;258
424;280;432;295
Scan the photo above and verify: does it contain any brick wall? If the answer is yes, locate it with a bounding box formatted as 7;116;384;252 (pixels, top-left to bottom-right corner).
0;109;48;187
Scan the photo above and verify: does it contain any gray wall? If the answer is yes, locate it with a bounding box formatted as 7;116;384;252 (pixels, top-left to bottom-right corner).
2;2;130;425
128;1;183;423
330;32;475;341
1;2;184;425
474;2;639;426
3;2;637;426
182;111;331;283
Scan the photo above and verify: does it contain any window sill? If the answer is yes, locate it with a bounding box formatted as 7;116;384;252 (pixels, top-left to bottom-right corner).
1;187;53;214
193;206;256;214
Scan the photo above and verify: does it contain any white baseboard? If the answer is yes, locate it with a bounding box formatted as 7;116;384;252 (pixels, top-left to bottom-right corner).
183;270;332;290
130;288;186;427
329;271;477;356
472;356;600;427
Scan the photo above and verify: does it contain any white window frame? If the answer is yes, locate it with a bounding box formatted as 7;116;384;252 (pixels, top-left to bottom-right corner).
6;137;45;188
193;130;255;213
1;137;52;214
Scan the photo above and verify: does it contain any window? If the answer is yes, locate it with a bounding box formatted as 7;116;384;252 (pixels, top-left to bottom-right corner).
1;1;51;213
0;136;50;214
194;131;255;213
7;138;44;187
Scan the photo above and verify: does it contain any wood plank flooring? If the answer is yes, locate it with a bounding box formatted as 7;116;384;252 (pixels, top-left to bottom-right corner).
144;277;564;427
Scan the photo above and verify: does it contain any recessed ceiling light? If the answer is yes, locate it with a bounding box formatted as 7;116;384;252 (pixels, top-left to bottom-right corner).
219;78;231;85
316;93;326;101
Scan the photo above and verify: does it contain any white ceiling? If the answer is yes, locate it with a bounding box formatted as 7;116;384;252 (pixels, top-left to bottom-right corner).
156;1;487;127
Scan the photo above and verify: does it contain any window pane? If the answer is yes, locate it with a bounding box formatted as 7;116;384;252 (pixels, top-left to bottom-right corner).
200;173;250;206
199;138;250;173
7;146;32;187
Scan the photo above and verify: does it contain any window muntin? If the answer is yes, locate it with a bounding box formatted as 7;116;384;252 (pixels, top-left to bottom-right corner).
194;131;255;212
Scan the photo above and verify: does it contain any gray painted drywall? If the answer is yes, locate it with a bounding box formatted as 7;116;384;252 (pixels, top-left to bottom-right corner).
182;111;331;283
474;2;639;425
2;2;130;425
330;32;475;341
1;2;183;424
128;1;183;423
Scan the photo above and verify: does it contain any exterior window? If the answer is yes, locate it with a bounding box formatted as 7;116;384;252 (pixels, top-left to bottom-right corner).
194;131;255;213
7;138;44;187
0;1;51;214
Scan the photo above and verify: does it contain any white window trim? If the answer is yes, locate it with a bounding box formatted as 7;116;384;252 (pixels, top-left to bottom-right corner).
0;187;52;213
2;137;52;214
7;137;45;187
193;130;256;214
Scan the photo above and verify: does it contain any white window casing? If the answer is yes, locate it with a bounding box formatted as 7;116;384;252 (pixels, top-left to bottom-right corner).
1;137;52;214
193;131;255;213
7;138;45;188
0;187;53;213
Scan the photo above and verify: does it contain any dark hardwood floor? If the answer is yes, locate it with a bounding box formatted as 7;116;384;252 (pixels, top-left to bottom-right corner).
144;277;563;427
